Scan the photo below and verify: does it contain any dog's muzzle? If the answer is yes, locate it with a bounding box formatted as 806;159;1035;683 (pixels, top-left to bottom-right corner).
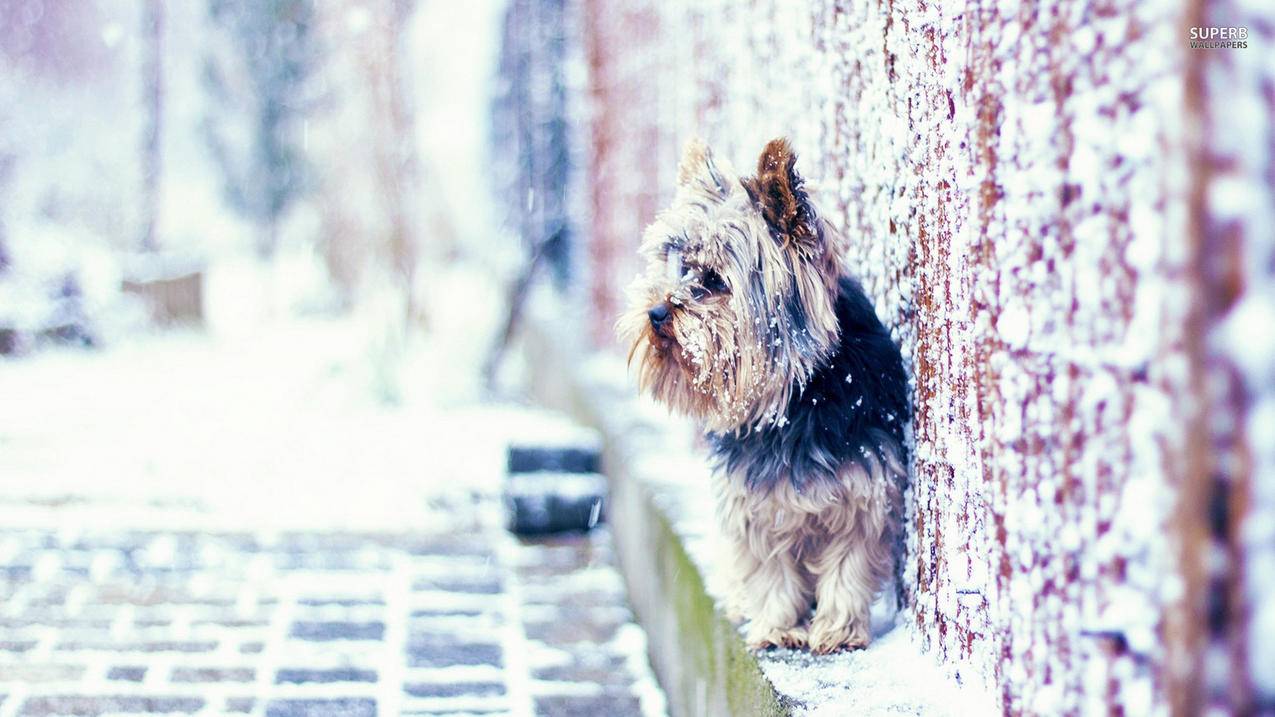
648;302;672;338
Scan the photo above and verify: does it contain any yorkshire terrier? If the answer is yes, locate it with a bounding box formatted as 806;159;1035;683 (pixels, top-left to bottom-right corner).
618;138;908;653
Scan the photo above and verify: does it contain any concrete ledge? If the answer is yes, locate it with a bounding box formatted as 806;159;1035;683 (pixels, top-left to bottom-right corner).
601;426;788;717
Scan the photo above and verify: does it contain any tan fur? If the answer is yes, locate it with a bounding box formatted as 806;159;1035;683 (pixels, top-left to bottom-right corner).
618;138;903;653
617;141;842;432
714;444;902;652
740;138;816;251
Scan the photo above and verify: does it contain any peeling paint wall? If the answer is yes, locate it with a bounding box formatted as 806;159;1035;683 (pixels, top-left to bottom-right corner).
573;0;1275;712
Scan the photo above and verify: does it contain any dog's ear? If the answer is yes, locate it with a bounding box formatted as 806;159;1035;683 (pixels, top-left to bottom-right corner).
743;138;818;251
677;138;731;197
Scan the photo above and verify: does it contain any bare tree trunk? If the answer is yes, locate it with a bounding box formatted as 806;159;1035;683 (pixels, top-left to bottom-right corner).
257;221;277;261
139;0;163;253
385;0;421;328
482;228;559;391
0;154;12;274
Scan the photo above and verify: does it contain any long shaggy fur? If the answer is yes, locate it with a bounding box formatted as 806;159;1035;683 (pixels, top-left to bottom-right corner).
618;138;909;653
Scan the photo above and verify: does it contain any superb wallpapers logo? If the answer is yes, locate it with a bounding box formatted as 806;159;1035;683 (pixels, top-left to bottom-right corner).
1190;26;1249;49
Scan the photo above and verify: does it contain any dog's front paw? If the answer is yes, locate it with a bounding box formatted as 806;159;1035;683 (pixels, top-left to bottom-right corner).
745;623;808;650
807;618;868;654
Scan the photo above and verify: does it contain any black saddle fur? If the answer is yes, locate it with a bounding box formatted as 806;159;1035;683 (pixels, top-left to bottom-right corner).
707;276;909;492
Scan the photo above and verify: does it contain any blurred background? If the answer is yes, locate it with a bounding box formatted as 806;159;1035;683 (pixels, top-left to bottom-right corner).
1;0;1273;714
0;0;509;383
0;0;530;530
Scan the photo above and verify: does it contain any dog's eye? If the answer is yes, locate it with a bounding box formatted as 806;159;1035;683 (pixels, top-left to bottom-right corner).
702;269;727;293
691;269;728;300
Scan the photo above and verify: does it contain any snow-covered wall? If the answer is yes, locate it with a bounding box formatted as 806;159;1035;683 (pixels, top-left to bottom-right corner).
572;0;1274;713
1191;0;1275;712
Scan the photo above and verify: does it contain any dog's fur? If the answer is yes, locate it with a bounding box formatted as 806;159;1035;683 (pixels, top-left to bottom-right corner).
617;138;908;653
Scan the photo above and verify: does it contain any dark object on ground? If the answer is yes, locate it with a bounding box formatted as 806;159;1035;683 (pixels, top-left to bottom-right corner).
504;471;607;535
0;327;20;355
504;427;606;535
507;445;600;474
0;272;97;354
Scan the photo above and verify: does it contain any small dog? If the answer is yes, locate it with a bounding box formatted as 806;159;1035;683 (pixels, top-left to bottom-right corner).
618;138;908;653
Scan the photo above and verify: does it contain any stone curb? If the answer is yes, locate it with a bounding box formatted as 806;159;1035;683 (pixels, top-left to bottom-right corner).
603;445;790;717
521;326;789;717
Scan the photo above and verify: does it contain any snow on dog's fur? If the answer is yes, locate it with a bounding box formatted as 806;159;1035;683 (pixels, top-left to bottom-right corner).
618;138;909;652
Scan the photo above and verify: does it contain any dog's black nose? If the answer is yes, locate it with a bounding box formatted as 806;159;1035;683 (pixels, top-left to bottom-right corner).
648;303;671;326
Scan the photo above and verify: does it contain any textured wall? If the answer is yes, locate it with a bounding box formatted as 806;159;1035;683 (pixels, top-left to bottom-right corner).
580;0;662;343
574;0;1274;713
1187;0;1275;712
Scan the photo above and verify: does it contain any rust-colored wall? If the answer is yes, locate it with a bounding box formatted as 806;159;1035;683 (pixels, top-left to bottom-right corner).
1181;0;1274;713
576;0;1274;712
582;0;662;345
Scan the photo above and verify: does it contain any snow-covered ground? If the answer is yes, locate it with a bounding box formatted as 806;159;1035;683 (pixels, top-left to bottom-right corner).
0;320;670;716
0;314;513;532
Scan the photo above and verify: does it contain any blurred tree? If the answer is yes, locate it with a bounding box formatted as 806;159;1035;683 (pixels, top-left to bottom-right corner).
138;0;163;253
485;0;578;386
203;0;318;258
491;0;574;287
0;154;11;275
0;0;110;82
308;0;431;328
370;0;422;325
0;0;112;272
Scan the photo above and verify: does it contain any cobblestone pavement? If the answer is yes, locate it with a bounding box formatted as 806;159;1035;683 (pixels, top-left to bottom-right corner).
0;492;665;717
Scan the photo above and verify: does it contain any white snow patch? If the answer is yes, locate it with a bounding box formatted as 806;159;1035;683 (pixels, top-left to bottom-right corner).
760;625;997;716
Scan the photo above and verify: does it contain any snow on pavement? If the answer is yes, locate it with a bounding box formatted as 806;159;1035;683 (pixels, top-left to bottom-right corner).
0;319;505;531
0;321;668;716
